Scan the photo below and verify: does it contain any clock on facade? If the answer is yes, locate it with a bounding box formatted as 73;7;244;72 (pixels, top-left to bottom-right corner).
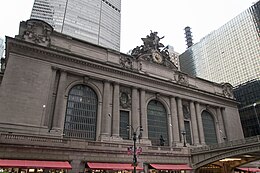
152;52;163;63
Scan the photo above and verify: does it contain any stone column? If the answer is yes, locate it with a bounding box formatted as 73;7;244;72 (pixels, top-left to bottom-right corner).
112;82;120;138
132;88;140;131
217;107;226;142
190;101;199;145
170;97;180;145
215;120;222;143
52;70;67;132
221;108;229;141
101;80;111;137
177;97;184;143
45;67;57;128
195;102;205;145
168;113;173;147
140;89;148;139
96;101;102;140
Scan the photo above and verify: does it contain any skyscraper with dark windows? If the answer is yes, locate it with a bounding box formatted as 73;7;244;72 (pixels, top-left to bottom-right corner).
179;1;259;87
179;1;260;137
30;0;121;51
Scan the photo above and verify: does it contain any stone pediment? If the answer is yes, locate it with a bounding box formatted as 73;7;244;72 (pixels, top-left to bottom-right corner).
131;31;177;70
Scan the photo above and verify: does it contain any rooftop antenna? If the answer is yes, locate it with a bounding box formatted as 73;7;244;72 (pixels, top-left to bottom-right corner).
184;26;194;48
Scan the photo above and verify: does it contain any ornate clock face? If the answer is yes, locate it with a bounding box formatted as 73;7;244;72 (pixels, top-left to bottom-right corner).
152;52;163;63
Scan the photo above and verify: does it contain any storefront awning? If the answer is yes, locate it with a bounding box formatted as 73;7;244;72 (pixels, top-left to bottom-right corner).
87;162;143;170
0;160;72;169
150;164;192;170
237;167;260;172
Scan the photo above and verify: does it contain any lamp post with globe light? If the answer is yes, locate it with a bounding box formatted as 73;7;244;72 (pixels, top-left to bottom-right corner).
127;125;143;173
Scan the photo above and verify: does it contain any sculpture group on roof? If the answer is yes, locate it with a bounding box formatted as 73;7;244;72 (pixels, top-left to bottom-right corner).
130;31;176;69
131;30;168;57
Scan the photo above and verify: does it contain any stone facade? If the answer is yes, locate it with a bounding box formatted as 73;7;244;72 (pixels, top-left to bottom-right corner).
0;19;244;173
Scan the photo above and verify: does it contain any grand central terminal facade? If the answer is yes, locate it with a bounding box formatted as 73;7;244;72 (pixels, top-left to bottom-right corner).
0;19;244;173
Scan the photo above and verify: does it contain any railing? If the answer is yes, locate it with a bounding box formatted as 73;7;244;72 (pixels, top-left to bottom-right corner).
2;133;66;143
191;135;260;153
0;132;185;155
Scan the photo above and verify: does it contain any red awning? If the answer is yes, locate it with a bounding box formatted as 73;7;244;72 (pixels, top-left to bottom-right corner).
0;160;72;169
150;164;192;170
238;167;260;172
87;162;143;170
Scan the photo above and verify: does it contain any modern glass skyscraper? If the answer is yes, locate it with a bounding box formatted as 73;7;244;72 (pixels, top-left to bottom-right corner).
179;1;260;87
30;0;121;51
179;1;260;138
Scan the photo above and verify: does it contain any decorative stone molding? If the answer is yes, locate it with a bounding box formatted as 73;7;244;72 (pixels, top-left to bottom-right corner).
222;83;234;99
119;56;133;70
177;73;189;85
17;19;53;47
83;76;90;83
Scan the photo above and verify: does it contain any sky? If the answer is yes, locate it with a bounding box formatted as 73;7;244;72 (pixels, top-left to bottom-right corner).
0;0;256;54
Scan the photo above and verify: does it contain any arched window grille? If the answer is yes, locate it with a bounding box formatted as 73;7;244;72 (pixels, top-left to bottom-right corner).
202;110;217;144
147;100;168;146
183;105;192;145
64;84;98;140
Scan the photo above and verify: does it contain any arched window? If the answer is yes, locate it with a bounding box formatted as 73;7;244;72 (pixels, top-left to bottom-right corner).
202;110;217;144
64;84;98;140
147;100;168;146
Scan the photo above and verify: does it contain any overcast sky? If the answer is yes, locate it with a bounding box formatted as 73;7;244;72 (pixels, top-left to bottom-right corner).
0;0;255;53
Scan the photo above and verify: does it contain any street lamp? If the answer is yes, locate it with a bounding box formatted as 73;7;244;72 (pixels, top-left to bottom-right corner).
127;124;143;173
253;103;260;134
181;130;187;147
